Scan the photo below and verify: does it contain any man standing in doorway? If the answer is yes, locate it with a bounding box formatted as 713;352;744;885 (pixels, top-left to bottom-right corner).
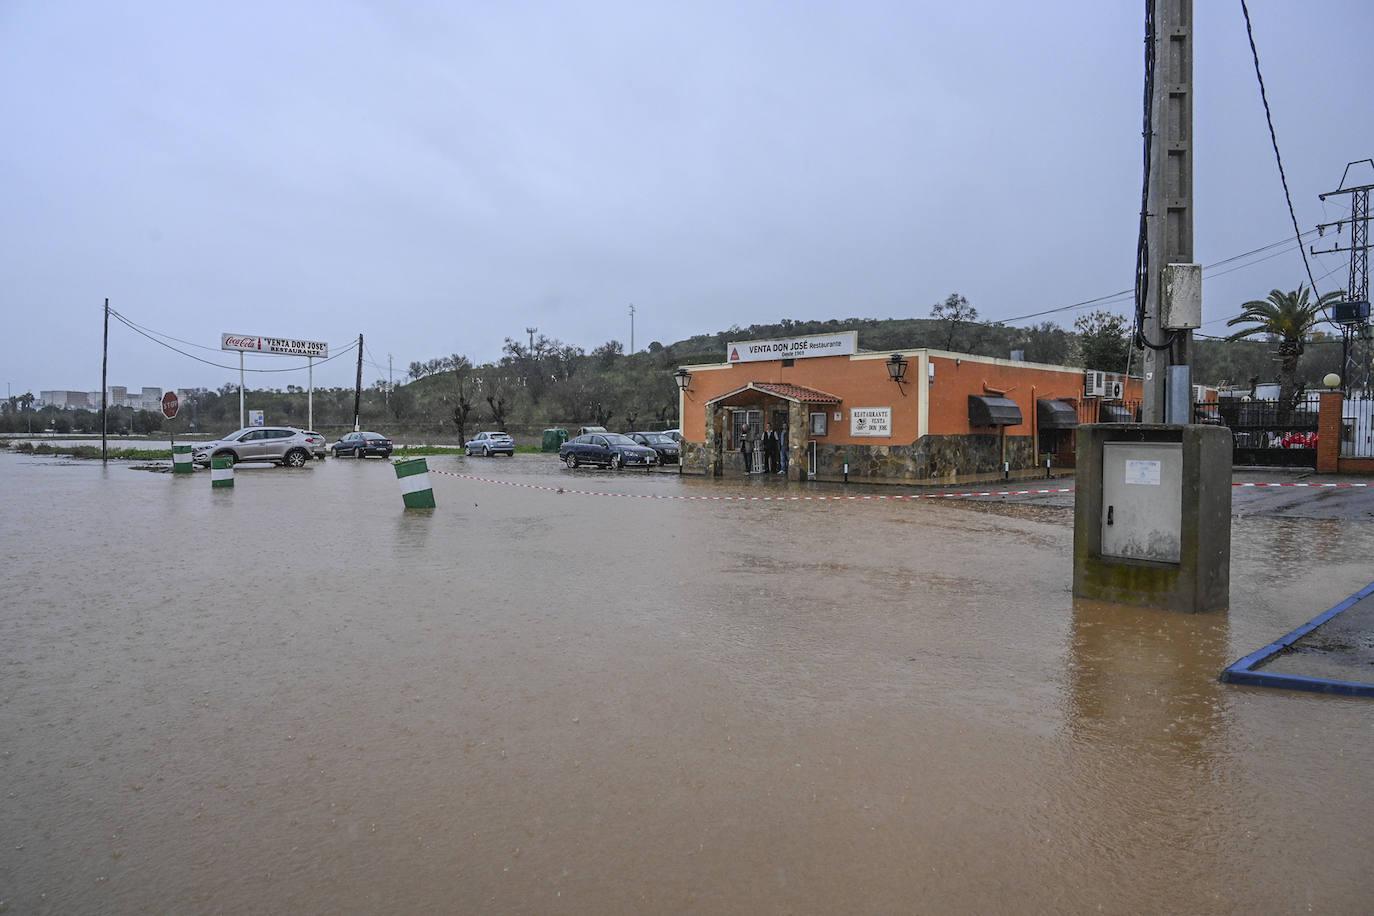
763;423;780;474
740;422;753;474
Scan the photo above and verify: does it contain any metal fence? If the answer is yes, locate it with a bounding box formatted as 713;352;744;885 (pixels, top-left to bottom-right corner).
1342;391;1374;458
1070;393;1374;463
1196;398;1319;467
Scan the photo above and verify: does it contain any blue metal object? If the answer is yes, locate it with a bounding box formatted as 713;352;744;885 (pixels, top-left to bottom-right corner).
1220;580;1374;697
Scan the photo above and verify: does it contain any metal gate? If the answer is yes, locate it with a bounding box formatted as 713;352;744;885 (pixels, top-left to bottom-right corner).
1343;391;1374;458
1206;398;1320;467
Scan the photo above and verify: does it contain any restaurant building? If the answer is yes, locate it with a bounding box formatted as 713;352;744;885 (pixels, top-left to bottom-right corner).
676;331;1139;484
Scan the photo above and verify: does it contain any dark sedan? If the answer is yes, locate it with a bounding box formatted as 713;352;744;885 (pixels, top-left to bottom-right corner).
558;433;658;469
627;431;680;465
332;431;393;458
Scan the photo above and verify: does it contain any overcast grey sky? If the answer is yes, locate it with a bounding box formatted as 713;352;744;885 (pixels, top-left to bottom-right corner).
3;0;1371;395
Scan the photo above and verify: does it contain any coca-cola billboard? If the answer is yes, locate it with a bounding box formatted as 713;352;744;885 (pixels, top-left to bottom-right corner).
221;333;327;358
221;334;262;352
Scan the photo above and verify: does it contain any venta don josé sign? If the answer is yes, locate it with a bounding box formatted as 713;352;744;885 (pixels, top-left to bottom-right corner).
850;407;892;437
727;331;857;364
221;333;328;358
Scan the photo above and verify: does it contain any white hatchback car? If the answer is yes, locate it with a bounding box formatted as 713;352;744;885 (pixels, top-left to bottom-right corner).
192;427;325;468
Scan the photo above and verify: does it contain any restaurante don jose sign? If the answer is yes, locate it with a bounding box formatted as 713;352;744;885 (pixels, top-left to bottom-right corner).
726;331;857;364
221;333;329;359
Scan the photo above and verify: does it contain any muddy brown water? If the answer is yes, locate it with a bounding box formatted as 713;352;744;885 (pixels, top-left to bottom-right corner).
2;453;1372;913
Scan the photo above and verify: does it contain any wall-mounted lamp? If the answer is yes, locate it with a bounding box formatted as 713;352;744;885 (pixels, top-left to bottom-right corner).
886;353;908;395
674;367;693;399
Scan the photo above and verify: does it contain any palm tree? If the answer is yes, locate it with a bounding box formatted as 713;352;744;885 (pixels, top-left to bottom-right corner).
1225;285;1344;417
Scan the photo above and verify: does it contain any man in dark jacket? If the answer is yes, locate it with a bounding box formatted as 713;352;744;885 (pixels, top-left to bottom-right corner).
763;423;780;474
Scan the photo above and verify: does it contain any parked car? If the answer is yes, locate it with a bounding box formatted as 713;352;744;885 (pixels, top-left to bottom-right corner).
192;427;325;468
332;431;393;459
465;431;515;456
559;433;658;469
627;431;680;464
305;431;329;459
661;429;682;443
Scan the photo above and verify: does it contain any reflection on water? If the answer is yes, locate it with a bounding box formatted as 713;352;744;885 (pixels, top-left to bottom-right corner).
1054;599;1237;910
0;453;1371;912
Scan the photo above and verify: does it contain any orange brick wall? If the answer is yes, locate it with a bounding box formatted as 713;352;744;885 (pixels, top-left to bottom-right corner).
925;355;1097;435
1318;391;1342;473
680;349;1131;446
681;352;918;444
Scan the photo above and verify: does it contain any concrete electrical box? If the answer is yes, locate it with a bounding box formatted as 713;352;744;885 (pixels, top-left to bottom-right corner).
1074;424;1231;612
1161;263;1202;330
1101;442;1182;563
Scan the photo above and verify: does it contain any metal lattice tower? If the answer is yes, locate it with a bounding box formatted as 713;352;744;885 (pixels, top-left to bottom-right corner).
1347;187;1369;303
1313;159;1374;391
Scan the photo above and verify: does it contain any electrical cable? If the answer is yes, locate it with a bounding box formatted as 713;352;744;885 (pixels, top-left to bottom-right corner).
109;309;358;373
108;310;224;352
1132;0;1177;352
108;306;360;362
1240;0;1324;304
1204;240;1308;281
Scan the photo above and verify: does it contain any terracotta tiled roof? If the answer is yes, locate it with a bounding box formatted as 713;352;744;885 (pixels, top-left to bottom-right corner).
749;382;842;404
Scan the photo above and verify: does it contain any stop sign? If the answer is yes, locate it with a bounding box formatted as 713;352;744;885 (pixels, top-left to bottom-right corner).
161;391;180;420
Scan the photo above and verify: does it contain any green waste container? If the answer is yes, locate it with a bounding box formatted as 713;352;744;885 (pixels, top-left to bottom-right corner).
541;428;569;452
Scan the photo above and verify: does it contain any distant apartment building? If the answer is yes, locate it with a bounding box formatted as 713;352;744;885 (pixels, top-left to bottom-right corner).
38;387;163;410
39;390;95;409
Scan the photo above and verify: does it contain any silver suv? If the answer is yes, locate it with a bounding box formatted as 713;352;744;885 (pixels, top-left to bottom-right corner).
193;427;325;468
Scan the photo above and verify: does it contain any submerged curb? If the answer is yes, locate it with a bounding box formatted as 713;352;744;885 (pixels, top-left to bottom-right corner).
1221;580;1374;697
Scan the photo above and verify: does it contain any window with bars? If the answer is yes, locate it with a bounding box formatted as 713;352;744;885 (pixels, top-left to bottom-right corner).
730;409;762;450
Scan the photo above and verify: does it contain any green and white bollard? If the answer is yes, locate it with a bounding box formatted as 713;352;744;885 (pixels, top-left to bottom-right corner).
394;457;436;508
172;444;194;474
211;455;234;488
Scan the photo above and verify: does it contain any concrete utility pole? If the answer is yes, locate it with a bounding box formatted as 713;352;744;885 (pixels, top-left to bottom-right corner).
353;333;363;432
1141;0;1195;423
628;303;635;354
101;298;109;460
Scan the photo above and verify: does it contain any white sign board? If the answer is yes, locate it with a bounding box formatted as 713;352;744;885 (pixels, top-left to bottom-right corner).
727;331;856;364
850;407;891;437
249;409;265;427
222;333;329;358
1124;459;1162;486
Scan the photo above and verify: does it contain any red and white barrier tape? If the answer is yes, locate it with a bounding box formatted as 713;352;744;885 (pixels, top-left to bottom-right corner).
1234;482;1370;488
429;468;1371;502
429;468;1067;500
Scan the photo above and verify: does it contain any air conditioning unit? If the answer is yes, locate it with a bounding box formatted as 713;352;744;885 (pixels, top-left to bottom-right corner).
1192;384;1207;403
1107;380;1124;400
1085;371;1107;397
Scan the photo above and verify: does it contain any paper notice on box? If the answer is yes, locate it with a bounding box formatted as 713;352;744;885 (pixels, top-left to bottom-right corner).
1125;459;1162;486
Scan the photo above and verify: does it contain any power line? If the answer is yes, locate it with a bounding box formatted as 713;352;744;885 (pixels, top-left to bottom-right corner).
108;310;224;352
1240;0;1323;299
990;228;1323;328
108;308;358;374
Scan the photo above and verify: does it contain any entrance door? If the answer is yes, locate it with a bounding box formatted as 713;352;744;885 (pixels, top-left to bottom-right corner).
769;408;789;473
731;409;763;472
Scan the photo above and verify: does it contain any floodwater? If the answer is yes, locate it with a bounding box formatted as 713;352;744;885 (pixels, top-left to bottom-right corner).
1;452;1372;913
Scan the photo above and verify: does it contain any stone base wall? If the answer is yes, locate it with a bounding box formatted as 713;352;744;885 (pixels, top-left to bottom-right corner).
808;434;1036;484
682;433;1046;485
